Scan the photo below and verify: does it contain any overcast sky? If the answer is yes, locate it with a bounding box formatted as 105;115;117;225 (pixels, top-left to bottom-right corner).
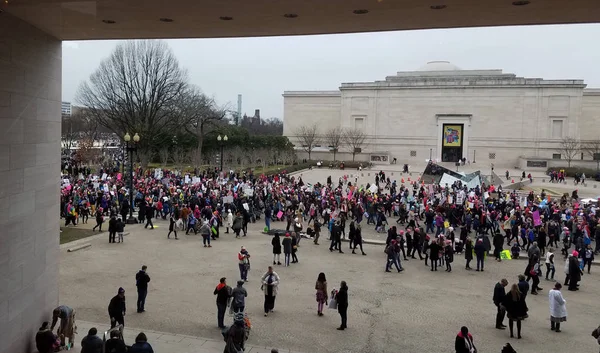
62;24;600;120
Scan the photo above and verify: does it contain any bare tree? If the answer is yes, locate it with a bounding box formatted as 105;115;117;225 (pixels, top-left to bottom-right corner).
158;148;170;167
343;128;367;161
294;124;320;160
557;137;580;167
61;115;78;151
324;127;343;161
178;87;228;168
76;40;188;167
583;139;600;171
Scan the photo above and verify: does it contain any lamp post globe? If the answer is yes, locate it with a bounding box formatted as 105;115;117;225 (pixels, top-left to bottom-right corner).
133;133;140;143
223;135;228;141
124;132;131;142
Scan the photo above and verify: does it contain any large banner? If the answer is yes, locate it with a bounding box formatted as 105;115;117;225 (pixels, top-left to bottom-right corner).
443;124;462;147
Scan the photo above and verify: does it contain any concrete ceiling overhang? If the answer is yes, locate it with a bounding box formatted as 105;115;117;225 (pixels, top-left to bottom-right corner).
1;0;599;40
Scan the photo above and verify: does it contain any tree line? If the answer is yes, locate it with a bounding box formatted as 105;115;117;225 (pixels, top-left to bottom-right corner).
294;124;367;161
71;40;293;170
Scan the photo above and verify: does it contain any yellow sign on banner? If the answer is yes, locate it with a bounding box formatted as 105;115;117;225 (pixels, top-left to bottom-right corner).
500;250;512;260
443;125;462;147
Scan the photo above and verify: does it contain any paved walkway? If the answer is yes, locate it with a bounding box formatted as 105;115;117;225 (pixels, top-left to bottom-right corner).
70;320;300;353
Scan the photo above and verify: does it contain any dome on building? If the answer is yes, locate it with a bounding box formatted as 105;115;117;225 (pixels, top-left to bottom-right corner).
417;61;461;71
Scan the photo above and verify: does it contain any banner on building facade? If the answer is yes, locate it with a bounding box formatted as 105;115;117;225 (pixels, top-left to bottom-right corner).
443;125;462;147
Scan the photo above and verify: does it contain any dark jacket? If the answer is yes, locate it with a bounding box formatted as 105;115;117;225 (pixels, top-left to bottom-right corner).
503;292;527;320
108;294;126;318
517;279;530;298
429;243;441;260
569;256;582;282
223;323;245;353
465;241;473;260
81;334;103;353
272;235;282;254
35;329;56;353
105;338;128;353
136;270;151;291
214;284;231;306
128;341;154;353
108;217;118;232
454;332;476;353
493;282;506;306
336;285;348;309
282;236;292;254
115;220;125;233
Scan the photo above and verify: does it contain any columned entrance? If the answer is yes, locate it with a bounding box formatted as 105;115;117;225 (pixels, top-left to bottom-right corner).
436;115;471;163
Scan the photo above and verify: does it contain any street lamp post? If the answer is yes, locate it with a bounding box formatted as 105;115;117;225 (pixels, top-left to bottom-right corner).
429;148;432;161
217;134;228;172
124;132;140;224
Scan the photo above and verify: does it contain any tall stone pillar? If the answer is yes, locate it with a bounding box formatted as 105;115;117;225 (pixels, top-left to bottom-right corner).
0;12;62;353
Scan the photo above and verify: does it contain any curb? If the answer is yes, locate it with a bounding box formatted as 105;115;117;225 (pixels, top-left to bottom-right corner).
67;243;91;252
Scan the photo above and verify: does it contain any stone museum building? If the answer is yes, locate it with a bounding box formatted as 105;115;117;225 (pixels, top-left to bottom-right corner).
283;61;600;167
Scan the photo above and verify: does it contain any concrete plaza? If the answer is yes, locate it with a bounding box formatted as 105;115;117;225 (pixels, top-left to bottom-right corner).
60;215;600;353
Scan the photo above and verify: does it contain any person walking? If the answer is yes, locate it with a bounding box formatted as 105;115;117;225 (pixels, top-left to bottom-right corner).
238;246;251;281
545;248;556;280
272;233;282;265
465;237;473;270
214;277;231;329
230;280;247;313
454;326;477;353
92;208;104;232
223;313;246;353
584;245;595;274
200;220;212;247
352;224;366;255
108;287;126;328
493;231;504;262
167;215;178;239
261;266;280;317
335;281;349;330
549;282;567;332
144;203;154;230
530;255;543;295
282;233;292;266
291;233;300;263
503;284;527;339
474;239;486;271
315;272;328;316
493;279;508;330
135;265;151;313
568;251;582;291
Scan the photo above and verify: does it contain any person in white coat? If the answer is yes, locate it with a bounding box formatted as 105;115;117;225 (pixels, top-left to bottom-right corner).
226;209;233;234
549;282;567;332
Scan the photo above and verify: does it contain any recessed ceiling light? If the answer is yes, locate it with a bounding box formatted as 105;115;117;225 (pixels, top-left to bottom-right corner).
512;0;530;5
283;13;298;18
102;20;116;24
430;5;447;9
159;18;174;22
219;16;233;21
353;9;369;14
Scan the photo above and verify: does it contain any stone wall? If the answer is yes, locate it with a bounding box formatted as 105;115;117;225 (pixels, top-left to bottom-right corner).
0;13;61;353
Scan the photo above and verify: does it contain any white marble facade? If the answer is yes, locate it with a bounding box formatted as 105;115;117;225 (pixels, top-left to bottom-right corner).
283;61;600;166
0;13;62;353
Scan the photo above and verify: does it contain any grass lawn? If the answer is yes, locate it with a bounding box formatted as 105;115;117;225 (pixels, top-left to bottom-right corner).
60;227;97;245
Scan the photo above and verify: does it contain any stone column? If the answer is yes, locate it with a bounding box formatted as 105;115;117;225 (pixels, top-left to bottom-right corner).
0;12;61;353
